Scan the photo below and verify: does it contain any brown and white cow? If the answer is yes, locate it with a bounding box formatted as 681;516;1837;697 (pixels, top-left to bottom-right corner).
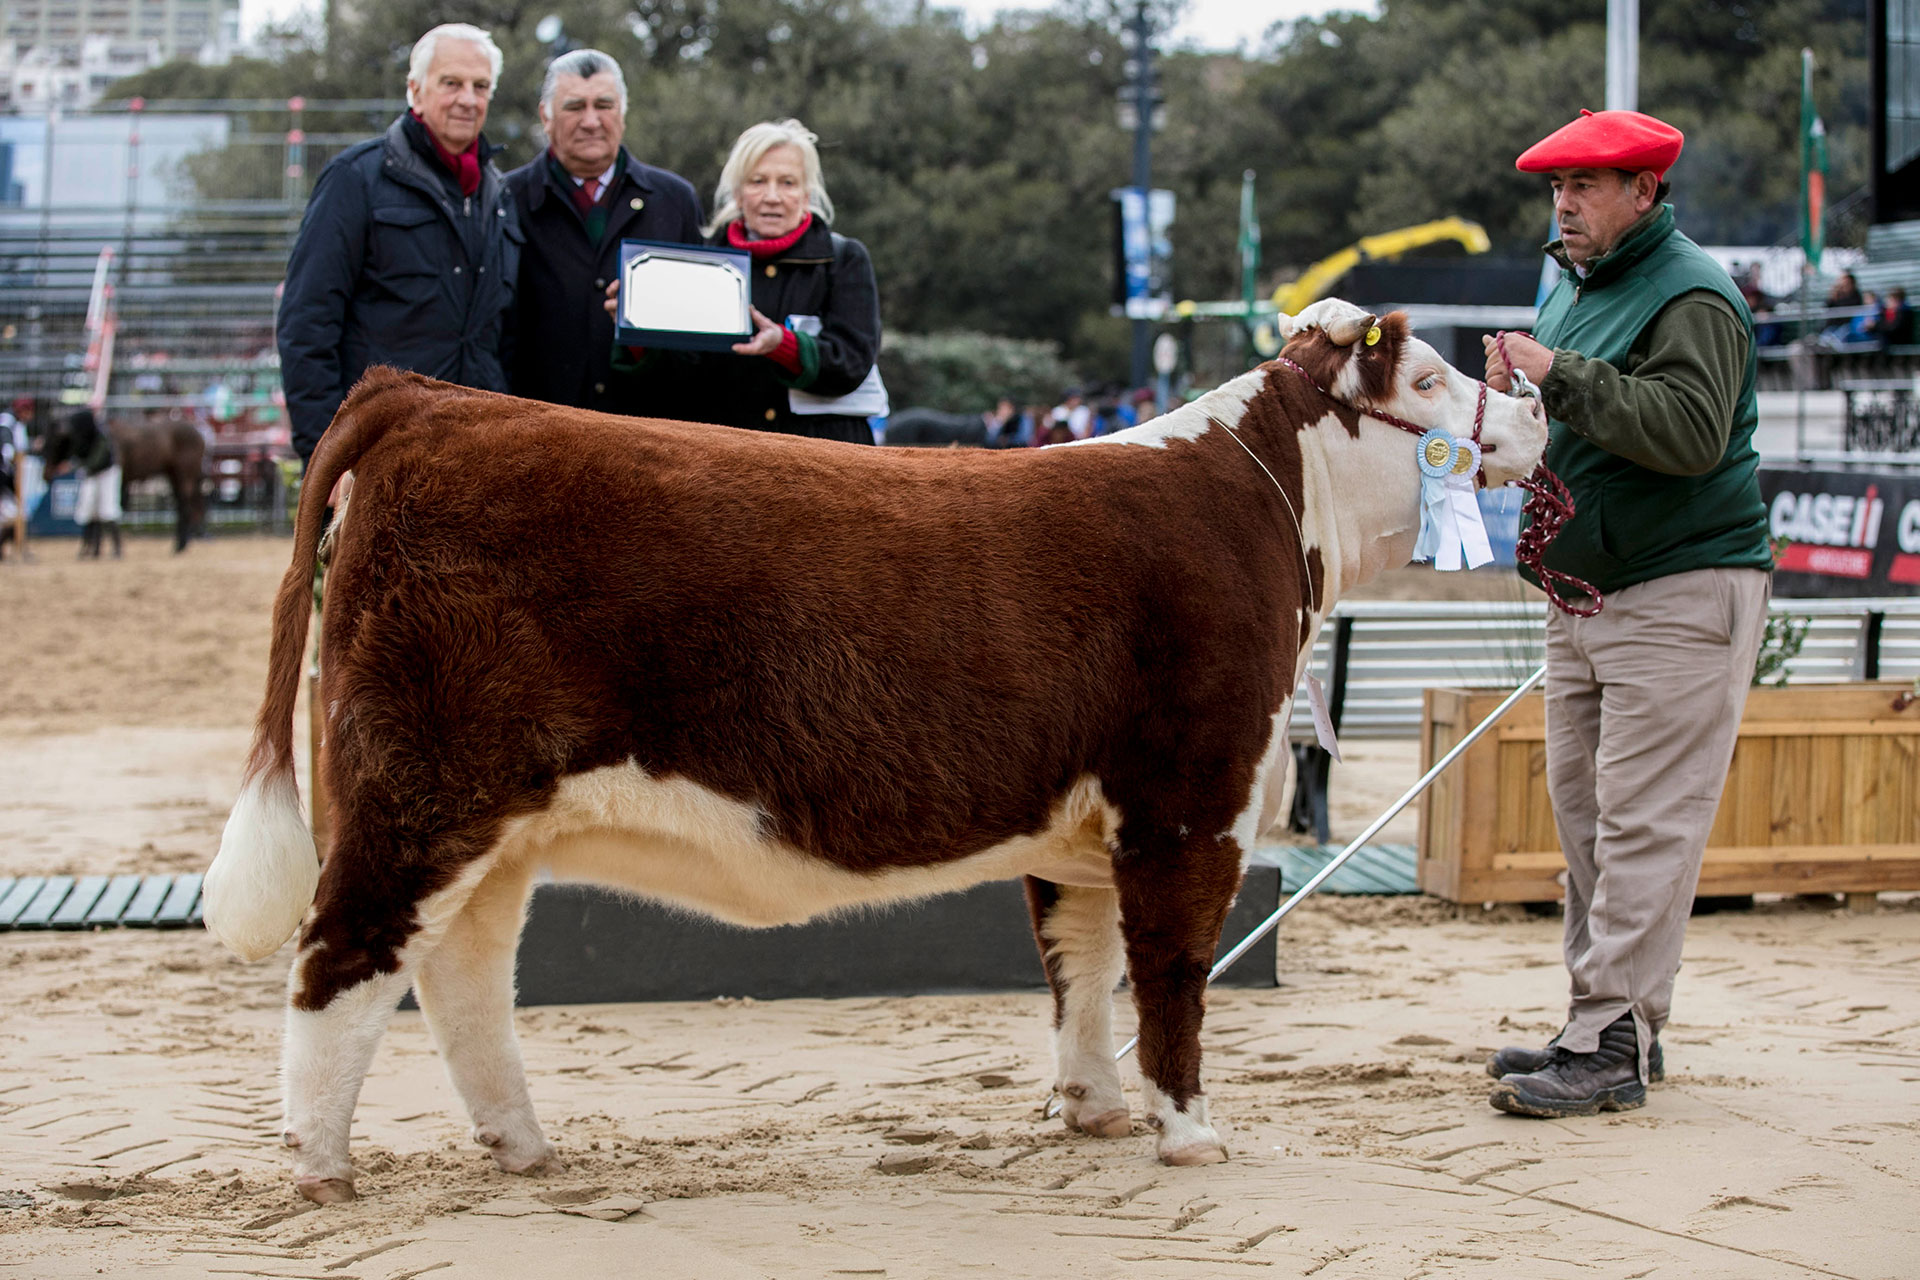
204;299;1546;1203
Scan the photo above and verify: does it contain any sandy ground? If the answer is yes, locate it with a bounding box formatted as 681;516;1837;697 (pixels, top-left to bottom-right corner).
2;537;1916;1279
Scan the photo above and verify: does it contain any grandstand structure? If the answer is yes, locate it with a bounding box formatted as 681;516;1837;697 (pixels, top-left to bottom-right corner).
0;97;400;425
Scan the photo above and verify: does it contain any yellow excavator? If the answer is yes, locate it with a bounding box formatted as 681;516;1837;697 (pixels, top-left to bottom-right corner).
1268;216;1491;315
1175;214;1492;355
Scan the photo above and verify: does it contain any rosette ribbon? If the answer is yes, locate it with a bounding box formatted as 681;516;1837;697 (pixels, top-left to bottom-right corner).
1413;428;1495;571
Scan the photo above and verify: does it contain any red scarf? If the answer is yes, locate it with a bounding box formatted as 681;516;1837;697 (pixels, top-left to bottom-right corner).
727;213;813;259
411;110;480;197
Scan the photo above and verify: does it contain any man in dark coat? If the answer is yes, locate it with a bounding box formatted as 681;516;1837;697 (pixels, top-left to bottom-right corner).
505;49;702;418
276;23;521;465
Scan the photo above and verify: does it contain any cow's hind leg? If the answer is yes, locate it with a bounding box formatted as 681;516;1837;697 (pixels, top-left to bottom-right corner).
1024;877;1130;1138
1112;832;1241;1166
282;858;490;1203
411;858;556;1175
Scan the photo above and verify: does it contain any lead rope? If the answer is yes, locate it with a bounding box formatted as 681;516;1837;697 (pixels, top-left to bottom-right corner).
1491;330;1603;618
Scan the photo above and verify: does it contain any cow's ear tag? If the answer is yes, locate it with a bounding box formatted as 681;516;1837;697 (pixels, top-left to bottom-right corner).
1364;326;1381;347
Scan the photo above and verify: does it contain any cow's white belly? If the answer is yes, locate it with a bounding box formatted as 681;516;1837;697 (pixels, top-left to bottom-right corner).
499;760;1124;927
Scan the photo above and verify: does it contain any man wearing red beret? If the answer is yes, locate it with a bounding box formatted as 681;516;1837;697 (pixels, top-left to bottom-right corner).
1480;110;1773;1120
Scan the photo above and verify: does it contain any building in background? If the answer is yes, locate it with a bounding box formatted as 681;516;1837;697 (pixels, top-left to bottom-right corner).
0;0;239;110
3;0;238;65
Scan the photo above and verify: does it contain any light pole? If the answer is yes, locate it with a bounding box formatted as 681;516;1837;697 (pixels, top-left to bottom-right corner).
1126;1;1156;390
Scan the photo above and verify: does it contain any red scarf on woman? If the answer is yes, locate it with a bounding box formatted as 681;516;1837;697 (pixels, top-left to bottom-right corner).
727;213;813;258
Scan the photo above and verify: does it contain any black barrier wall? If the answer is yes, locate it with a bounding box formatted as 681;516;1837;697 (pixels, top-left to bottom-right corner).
397;870;1282;1008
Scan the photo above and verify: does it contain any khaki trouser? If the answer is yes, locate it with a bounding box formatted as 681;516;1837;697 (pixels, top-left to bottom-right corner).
1543;566;1771;1081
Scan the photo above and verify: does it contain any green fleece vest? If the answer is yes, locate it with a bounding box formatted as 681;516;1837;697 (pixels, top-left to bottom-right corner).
1529;206;1771;595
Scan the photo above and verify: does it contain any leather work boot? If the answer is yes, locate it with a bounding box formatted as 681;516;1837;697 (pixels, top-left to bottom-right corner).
1488;1015;1647;1118
1486;1034;1662;1082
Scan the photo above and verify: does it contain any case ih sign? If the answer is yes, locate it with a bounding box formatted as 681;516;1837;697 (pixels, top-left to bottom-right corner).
1759;466;1920;596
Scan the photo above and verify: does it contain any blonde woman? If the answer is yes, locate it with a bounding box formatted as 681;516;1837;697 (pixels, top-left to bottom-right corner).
695;119;885;443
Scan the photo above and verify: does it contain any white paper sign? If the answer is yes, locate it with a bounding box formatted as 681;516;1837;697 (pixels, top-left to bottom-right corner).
1306;674;1342;761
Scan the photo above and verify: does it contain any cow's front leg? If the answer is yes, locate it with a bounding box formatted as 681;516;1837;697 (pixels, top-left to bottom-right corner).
1024;878;1130;1137
412;860;556;1175
1113;834;1240;1166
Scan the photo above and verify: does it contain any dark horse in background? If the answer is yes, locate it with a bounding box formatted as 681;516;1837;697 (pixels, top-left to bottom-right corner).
41;408;207;552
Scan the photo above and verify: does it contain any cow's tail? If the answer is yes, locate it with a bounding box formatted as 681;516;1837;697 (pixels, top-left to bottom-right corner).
204;369;409;962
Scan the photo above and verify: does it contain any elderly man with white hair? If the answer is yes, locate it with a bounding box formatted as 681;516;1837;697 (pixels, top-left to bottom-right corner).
277;22;521;465
505;47;701;418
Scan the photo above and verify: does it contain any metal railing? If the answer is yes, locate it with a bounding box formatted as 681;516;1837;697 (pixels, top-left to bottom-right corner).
1289;596;1920;741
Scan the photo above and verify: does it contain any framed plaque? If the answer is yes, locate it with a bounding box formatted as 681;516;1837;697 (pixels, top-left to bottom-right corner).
613;240;754;351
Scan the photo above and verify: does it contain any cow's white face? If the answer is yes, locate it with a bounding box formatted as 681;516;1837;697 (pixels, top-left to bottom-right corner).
1282;299;1548;487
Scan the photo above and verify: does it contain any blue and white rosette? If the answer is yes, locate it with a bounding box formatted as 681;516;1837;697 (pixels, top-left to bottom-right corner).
1413;428;1456;564
1413;428;1495;571
1440;437;1493;570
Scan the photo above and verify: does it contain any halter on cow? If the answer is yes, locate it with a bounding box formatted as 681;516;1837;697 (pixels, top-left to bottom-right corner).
204;297;1547;1203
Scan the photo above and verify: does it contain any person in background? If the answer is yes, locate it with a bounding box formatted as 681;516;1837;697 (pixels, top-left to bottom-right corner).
1846;289;1881;344
1050;388;1091;440
1822;271;1869;345
1824;270;1862;309
612;119;882;443
277;23;519;465
1481;108;1771;1122
1130;386;1159;425
1874;286;1913;346
986;396;1026;448
1089;390;1135;436
0;396;27;562
47;408;122;559
1024;403;1052;447
506;48;702;418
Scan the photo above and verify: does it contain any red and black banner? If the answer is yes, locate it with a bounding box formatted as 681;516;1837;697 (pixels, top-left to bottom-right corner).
1759;464;1920;596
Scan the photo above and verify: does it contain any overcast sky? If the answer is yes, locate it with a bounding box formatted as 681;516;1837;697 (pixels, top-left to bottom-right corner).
239;0;1379;55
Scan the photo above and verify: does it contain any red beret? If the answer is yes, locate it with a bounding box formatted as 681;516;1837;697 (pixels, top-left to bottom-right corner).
1516;109;1684;178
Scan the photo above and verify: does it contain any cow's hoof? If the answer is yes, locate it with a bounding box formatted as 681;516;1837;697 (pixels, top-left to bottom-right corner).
1070;1108;1134;1138
296;1177;357;1204
485;1141;560;1176
474;1124;558;1176
1158;1141;1229;1167
494;1150;561;1177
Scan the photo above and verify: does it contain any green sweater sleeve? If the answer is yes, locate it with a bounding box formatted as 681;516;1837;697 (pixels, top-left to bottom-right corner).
1538;289;1749;477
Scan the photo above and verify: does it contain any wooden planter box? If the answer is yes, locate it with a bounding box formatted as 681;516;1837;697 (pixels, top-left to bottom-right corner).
1419;682;1920;904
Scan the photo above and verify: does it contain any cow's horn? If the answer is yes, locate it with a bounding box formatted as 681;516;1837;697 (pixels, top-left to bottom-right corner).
1325;311;1377;347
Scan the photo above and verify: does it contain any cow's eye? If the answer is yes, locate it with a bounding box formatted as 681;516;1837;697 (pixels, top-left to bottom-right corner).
1415;374;1440;392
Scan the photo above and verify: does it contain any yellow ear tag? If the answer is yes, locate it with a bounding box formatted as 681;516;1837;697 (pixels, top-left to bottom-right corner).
1364;326;1382;347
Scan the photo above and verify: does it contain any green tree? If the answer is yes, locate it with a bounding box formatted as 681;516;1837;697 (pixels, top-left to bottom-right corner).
106;0;1874;389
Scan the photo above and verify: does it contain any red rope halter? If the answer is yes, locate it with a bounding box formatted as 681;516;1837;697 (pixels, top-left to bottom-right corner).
1275;336;1603;618
1491;331;1602;618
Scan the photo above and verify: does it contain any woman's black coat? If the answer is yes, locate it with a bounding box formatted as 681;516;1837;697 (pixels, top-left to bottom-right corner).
679;217;881;443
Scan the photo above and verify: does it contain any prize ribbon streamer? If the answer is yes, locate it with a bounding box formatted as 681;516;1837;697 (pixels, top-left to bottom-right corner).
1413;428;1457;565
1443;439;1493;571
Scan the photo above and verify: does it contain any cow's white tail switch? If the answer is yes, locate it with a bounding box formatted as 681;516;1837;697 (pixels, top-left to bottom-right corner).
204;769;320;961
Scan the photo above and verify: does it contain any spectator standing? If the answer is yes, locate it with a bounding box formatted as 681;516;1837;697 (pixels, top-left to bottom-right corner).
1130;386;1159;424
277;23;520;465
1481;110;1772;1121
0;397;27;561
56;408;122;559
506;49;702;418
986;396;1027;447
1050;389;1091;440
